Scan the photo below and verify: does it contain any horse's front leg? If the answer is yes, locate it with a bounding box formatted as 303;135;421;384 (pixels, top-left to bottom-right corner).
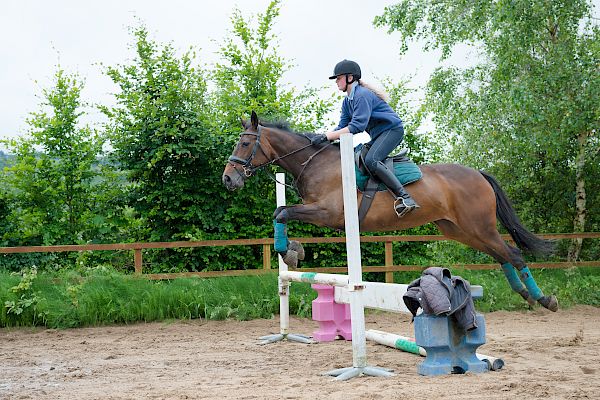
273;203;343;229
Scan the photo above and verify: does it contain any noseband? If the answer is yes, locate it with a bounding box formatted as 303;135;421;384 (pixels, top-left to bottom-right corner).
227;126;264;177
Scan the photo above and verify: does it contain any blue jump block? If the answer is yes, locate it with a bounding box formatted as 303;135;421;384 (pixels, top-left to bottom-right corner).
414;313;489;376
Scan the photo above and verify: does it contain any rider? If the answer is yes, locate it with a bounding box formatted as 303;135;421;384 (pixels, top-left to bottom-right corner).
310;59;419;217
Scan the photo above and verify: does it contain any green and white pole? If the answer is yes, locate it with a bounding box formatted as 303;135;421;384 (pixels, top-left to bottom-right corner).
365;329;505;371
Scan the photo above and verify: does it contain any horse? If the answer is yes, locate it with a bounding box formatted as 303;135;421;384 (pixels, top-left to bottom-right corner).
222;111;558;312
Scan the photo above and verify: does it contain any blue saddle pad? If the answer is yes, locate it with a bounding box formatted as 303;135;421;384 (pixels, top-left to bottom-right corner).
355;159;422;192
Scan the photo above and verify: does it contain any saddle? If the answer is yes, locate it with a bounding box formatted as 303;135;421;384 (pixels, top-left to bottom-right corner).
354;144;414;225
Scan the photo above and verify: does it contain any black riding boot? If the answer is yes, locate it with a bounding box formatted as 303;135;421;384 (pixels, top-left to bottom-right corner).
373;161;419;217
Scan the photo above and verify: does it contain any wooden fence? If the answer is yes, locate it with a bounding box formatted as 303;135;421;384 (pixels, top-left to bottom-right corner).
0;233;599;282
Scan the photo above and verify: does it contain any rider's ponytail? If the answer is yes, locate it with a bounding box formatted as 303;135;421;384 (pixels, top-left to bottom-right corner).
358;80;390;102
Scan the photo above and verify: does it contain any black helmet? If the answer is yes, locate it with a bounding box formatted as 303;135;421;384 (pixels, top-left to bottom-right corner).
329;59;361;80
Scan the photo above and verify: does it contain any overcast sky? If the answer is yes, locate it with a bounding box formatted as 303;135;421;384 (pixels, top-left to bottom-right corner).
1;0;598;142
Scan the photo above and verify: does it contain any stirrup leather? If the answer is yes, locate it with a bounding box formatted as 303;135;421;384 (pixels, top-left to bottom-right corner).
393;197;418;218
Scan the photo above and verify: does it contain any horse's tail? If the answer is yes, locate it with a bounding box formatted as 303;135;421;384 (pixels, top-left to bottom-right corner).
480;170;555;256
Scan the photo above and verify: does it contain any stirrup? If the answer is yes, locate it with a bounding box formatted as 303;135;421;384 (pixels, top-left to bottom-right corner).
393;197;418;218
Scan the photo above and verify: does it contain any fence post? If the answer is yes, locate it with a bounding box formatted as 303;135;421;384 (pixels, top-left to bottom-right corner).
263;243;271;270
385;241;394;283
134;248;143;275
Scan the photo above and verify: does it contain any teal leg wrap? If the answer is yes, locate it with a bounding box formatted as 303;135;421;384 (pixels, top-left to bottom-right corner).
273;221;289;253
519;266;543;300
501;263;526;292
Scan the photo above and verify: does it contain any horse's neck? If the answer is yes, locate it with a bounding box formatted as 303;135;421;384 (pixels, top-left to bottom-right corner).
267;129;339;190
266;130;308;176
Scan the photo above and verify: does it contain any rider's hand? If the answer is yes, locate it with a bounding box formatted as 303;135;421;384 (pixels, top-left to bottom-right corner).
310;133;329;145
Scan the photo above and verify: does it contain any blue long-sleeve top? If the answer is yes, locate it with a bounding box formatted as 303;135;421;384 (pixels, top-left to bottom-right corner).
335;84;403;140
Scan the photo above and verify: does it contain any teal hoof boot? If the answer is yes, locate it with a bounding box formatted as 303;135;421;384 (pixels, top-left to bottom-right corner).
518;289;537;307
538;295;559;312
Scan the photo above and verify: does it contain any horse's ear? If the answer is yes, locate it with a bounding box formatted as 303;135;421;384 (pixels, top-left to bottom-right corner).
251;110;259;130
240;118;248;129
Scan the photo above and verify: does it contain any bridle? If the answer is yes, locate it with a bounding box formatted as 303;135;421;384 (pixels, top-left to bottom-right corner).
228;125;324;177
227;126;266;178
227;125;329;193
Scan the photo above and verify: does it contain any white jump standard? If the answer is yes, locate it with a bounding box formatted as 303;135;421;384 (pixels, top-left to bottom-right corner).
261;134;394;380
258;174;313;345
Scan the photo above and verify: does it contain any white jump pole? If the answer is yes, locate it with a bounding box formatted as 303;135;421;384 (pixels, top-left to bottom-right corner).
279;271;350;287
323;133;394;380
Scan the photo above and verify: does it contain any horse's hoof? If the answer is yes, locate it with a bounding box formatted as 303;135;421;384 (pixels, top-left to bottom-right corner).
538;295;559;312
288;240;305;260
282;249;298;268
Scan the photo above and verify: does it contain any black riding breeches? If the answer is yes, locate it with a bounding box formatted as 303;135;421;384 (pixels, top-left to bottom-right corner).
363;126;405;173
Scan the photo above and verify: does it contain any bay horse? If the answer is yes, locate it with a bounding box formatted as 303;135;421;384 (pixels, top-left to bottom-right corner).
222;111;558;312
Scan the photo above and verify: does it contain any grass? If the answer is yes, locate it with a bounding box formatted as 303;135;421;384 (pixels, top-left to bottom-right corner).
389;267;600;312
1;265;599;329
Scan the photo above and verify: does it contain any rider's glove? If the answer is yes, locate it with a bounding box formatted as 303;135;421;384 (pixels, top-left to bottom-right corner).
310;133;329;145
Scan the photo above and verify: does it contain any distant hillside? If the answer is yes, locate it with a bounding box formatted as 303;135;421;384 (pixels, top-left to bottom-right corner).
0;151;14;170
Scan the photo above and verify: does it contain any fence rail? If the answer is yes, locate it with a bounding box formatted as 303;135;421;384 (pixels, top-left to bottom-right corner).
0;233;599;282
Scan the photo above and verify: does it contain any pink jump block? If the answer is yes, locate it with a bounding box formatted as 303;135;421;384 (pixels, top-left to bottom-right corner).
311;284;352;341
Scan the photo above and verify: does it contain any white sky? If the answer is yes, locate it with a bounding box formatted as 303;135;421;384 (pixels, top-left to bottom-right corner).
1;0;598;143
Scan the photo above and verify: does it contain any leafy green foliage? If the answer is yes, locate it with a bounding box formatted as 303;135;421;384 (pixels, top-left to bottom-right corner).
198;0;340;269
0;69;120;270
375;0;600;260
3;267;47;325
101;26;233;270
103;26;213;241
1;1;596;276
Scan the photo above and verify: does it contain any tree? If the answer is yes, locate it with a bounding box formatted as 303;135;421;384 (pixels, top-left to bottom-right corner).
2;68;103;247
212;0;335;132
209;0;346;267
375;0;600;260
102;26;222;271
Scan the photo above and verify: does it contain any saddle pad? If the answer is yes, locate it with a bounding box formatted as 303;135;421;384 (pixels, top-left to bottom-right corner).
355;160;422;192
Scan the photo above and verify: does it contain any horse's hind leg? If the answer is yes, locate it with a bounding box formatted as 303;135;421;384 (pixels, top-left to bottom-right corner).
487;241;558;311
499;246;537;307
435;220;534;305
434;220;557;311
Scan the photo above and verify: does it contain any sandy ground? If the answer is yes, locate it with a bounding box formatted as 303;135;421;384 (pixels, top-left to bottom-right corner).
1;305;599;400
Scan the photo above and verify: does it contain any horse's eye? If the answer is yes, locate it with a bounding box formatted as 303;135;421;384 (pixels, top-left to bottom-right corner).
242;142;250;147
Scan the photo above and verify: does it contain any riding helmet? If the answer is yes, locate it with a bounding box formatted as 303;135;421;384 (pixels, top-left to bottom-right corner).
329;59;361;80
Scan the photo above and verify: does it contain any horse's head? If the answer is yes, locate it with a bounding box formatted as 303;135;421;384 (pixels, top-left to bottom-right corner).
222;111;270;191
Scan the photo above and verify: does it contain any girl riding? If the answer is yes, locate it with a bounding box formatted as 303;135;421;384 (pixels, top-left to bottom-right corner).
310;59;419;217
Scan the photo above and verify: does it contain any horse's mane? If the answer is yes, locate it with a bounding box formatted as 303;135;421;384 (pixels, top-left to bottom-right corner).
260;120;292;131
260;120;312;138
